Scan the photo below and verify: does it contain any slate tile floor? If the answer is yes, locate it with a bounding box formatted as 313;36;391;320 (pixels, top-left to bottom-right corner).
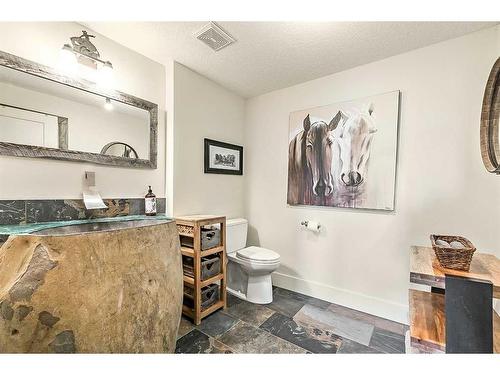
176;287;408;354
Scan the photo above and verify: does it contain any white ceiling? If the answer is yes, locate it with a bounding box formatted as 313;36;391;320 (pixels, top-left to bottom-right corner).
85;22;496;98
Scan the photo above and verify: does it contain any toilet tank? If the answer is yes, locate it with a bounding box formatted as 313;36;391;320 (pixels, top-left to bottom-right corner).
225;218;248;254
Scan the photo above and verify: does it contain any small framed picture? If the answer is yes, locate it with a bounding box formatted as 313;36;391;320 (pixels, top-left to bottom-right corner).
204;138;243;175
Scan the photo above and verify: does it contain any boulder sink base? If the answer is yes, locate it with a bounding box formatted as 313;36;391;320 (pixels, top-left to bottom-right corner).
0;220;182;353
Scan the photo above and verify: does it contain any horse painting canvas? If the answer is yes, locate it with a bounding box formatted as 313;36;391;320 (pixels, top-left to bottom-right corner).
287;91;399;210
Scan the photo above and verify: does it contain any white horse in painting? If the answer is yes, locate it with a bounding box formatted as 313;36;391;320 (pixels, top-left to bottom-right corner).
330;104;378;207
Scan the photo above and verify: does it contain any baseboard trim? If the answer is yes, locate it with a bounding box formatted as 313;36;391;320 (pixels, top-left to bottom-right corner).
272;272;409;324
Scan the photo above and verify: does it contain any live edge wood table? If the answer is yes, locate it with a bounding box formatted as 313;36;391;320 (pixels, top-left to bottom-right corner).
409;246;500;353
175;215;227;325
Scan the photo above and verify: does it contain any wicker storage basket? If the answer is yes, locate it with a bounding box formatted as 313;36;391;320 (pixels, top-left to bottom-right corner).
430;235;476;271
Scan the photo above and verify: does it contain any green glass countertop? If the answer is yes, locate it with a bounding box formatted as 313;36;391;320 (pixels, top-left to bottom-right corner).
0;215;172;236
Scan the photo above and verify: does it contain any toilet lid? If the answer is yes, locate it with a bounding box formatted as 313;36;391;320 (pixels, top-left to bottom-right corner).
236;246;280;262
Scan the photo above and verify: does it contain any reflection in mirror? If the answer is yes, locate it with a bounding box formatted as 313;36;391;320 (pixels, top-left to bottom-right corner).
0;103;67;149
101;141;139;159
0;50;157;168
0;64;150;159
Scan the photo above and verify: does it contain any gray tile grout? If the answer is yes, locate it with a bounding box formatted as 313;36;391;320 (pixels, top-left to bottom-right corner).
176;327;195;341
228;319;307;354
183;310;307;354
177;287;406;354
198;328;240;354
182;309;332;353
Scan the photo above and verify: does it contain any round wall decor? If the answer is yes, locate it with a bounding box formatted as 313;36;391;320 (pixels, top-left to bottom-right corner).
480;57;500;174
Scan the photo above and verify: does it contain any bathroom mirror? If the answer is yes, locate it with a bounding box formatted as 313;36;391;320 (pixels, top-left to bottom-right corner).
0;50;157;168
480;56;500;174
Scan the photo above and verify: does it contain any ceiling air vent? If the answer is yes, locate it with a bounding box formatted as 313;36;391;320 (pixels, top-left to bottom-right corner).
195;22;236;52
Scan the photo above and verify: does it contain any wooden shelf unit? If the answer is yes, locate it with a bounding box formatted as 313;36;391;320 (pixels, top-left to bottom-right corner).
181;245;225;258
409;246;500;353
409;289;500;353
175;215;227;325
409;289;447;353
410;246;500;298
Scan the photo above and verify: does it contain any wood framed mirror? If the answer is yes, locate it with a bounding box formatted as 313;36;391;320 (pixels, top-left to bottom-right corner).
0;50;158;169
480;57;500;174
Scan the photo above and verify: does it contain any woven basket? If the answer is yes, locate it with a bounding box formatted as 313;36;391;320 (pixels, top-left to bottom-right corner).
430;235;476;271
176;224;194;236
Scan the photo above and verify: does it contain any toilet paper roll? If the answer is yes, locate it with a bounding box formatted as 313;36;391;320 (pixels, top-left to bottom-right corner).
306;220;321;233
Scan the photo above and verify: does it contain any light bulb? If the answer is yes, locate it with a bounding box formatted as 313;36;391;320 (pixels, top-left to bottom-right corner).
59;44;77;75
98;61;114;89
79;64;98;82
104;98;113;111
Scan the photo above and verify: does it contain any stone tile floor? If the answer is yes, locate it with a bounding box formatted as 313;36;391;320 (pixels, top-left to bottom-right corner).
175;287;408;354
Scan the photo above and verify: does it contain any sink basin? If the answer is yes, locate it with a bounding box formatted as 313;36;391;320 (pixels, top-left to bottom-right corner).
0;215;182;353
32;218;172;235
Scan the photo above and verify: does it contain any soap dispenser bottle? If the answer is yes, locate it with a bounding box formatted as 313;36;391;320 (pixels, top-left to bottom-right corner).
145;186;157;216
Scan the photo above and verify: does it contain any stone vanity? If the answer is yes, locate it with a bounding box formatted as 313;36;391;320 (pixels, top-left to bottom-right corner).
0;215;183;353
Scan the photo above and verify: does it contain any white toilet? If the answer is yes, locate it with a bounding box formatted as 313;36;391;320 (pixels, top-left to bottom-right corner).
226;218;280;304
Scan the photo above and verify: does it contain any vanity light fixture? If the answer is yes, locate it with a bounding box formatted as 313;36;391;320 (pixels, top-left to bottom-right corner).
59;44;78;75
60;44;77;64
60;30;114;84
104;98;113;111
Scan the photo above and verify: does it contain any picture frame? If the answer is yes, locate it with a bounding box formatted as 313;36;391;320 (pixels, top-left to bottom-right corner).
204;138;243;175
287;90;400;210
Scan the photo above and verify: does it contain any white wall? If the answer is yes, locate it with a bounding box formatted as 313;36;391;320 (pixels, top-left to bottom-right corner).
0;22;166;200
244;26;500;323
171;62;245;218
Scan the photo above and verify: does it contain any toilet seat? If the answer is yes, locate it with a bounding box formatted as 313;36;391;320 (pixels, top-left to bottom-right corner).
236;246;280;264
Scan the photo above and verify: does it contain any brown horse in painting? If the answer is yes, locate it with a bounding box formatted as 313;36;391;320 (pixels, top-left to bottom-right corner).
287;112;344;205
287;115;312;205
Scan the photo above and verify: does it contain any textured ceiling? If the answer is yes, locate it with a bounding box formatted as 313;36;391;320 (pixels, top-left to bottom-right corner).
85;22;496;98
